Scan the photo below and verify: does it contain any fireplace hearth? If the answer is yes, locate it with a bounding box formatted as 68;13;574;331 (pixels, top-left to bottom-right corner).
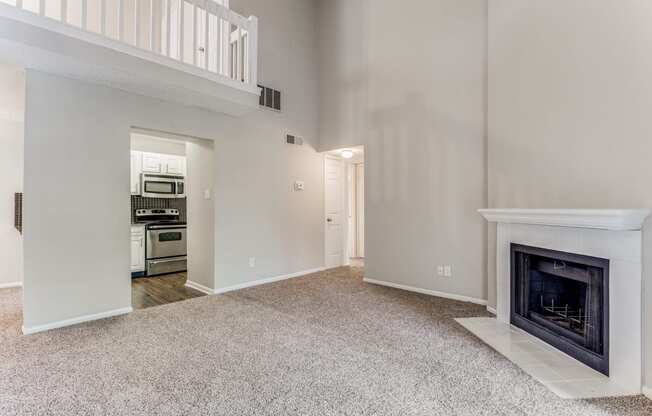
511;244;609;375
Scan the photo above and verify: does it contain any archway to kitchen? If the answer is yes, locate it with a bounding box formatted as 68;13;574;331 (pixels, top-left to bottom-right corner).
129;128;215;309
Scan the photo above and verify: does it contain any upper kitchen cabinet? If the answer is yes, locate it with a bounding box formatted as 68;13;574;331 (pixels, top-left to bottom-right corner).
130;151;142;195
141;153;163;174
140;152;186;176
165;157;185;175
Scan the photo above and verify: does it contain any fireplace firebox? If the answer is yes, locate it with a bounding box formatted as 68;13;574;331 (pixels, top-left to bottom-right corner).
510;244;609;375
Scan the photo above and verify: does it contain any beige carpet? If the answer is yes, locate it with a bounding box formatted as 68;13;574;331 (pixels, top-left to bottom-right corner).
0;267;651;415
0;287;22;341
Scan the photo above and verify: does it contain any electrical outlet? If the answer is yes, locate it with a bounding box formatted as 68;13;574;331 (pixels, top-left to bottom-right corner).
294;181;305;191
437;265;444;276
444;265;452;277
249;257;256;268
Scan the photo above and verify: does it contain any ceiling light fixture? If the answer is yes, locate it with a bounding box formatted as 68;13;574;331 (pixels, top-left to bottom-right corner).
341;149;354;159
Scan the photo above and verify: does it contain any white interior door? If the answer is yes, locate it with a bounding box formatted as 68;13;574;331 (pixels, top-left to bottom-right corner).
346;164;356;258
325;156;344;268
356;163;365;257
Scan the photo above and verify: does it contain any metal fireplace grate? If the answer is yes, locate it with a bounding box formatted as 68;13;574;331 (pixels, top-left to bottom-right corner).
538;297;592;337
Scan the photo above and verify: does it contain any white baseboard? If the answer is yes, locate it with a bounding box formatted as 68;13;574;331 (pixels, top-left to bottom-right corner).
0;281;22;289
185;280;214;295
486;306;497;315
363;278;488;306
643;385;652;400
22;307;133;335
214;267;328;295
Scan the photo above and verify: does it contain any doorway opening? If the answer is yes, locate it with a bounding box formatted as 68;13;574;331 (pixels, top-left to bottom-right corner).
129;129;215;310
324;146;364;269
0;64;24;339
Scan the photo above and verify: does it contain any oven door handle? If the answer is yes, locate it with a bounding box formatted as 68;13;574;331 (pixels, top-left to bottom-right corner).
148;256;186;265
148;225;186;230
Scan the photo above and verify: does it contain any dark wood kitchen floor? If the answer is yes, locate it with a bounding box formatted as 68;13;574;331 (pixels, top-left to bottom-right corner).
131;272;206;310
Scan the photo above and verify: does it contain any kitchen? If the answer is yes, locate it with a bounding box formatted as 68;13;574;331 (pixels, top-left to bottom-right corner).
129;132;215;309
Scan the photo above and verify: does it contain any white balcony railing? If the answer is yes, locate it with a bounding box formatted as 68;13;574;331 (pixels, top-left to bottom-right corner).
0;0;258;91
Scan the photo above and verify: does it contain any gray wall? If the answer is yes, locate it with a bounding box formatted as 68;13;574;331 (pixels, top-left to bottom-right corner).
318;0;488;302
22;0;324;330
131;133;187;156
488;0;652;389
186;138;216;291
0;66;24;286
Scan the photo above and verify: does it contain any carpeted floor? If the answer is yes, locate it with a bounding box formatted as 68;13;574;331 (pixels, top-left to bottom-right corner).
0;267;651;415
0;287;22;342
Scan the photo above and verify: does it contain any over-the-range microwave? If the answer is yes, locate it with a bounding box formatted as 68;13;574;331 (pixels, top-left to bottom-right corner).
141;173;186;198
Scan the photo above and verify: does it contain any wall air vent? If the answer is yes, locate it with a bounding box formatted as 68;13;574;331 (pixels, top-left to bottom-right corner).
286;134;304;146
258;84;281;111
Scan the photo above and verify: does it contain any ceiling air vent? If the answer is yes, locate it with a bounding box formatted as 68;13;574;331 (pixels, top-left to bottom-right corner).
286;134;303;146
258;84;281;111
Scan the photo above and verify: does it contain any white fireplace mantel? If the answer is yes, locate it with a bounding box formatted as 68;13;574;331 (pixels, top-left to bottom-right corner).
478;208;650;231
479;207;650;394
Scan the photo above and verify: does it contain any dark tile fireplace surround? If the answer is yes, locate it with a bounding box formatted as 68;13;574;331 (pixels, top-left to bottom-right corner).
511;244;609;375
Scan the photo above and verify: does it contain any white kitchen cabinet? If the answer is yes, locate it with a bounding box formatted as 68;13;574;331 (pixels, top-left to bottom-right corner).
164;156;185;175
130;151;142;195
141;153;163;173
131;225;145;273
139;152;186;176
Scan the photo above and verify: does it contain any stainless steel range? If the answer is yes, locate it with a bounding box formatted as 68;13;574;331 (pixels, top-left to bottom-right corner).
135;209;187;276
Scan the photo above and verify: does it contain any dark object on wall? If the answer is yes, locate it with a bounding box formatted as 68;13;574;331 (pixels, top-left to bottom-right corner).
14;192;23;234
258;84;281;111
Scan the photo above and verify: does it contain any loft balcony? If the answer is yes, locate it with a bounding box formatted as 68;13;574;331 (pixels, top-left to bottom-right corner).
0;0;259;115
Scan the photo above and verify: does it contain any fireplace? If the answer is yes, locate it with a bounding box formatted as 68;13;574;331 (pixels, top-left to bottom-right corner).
510;244;609;375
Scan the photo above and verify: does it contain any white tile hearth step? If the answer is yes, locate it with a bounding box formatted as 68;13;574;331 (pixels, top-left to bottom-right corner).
455;317;635;399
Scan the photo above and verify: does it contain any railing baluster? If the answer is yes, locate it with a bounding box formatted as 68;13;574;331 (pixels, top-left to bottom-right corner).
134;0;140;47
248;16;258;86
118;0;124;41
237;26;243;82
192;0;197;67
166;0;172;56
61;0;68;23
204;1;209;69
179;0;185;62
39;0;45;16
149;0;154;51
100;0;106;35
81;0;87;30
16;0;22;10
216;15;222;75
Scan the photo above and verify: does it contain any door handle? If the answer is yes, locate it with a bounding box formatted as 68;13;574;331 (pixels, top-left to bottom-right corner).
327;218;333;223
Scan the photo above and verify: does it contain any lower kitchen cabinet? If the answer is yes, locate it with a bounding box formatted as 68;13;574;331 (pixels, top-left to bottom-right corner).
131;225;145;273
